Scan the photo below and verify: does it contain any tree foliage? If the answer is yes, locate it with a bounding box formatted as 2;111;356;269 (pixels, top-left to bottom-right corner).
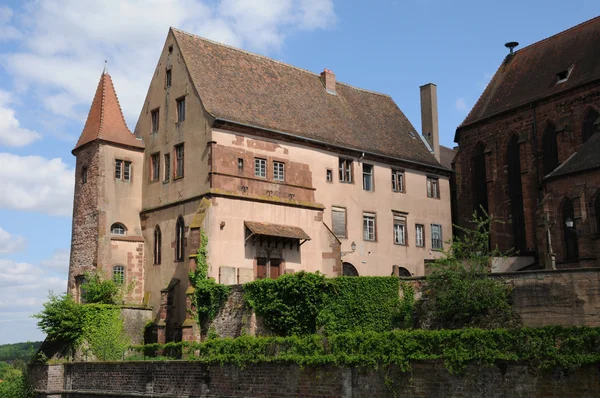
33;293;83;350
81;271;130;305
418;209;520;329
0;363;33;398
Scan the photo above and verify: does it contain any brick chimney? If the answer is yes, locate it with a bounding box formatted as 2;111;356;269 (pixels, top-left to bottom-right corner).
420;83;440;162
320;69;336;94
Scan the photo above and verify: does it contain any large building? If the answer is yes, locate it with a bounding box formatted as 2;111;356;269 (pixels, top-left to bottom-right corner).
67;28;452;341
453;16;600;271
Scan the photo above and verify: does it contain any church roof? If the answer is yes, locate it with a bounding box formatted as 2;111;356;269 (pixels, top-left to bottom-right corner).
73;72;144;152
171;28;443;169
458;16;600;131
545;132;600;179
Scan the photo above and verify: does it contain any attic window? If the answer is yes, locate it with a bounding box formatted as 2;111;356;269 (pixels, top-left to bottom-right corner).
556;64;574;84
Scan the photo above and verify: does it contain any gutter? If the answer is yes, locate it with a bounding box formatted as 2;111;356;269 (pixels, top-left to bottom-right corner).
213;118;452;175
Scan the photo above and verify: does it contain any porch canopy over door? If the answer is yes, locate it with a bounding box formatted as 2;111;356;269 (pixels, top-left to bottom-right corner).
244;221;311;250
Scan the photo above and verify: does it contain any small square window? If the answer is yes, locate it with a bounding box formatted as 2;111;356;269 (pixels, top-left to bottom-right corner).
427;176;439;199
363;212;376;241
326;169;333;182
176;97;186;123
166;69;172;88
164;154;170;182
273;161;285;181
254;158;266;178
151;109;159;134
151;153;160;181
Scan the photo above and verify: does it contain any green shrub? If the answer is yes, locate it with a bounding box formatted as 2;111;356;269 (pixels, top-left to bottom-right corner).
81;304;129;360
33;293;83;350
81;271;128;304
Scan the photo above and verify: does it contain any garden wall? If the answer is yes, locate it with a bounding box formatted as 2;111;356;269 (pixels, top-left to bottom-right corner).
31;360;600;398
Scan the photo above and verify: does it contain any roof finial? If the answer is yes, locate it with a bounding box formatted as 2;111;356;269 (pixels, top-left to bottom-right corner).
103;60;108;75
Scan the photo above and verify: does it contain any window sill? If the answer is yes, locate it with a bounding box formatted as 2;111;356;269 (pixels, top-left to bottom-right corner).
393;190;406;194
163;180;170;184
173;176;184;181
394;243;407;246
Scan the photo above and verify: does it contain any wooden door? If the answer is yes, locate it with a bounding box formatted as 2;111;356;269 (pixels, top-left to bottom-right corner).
269;258;281;279
256;257;267;279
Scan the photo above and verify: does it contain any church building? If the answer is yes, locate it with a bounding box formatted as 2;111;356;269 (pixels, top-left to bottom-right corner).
67;28;452;341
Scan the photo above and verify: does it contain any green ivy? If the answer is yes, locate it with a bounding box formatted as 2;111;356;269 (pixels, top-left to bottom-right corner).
130;326;600;374
81;304;129;361
189;230;230;331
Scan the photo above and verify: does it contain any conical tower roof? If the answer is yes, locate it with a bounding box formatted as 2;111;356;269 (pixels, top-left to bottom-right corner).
73;71;144;152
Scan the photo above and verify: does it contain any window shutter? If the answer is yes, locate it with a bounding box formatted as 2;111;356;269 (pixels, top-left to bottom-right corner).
332;207;346;237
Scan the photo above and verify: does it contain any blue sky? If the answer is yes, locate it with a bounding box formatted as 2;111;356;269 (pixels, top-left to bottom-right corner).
0;0;598;344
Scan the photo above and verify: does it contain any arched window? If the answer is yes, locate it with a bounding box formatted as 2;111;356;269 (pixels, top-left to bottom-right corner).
113;265;125;284
543;123;559;176
582;109;599;143
562;198;579;261
396;266;411;277
154;226;162;265
175;216;185;262
342;262;358;276
507;135;526;252
110;223;126;235
472;143;488;216
594;194;600;235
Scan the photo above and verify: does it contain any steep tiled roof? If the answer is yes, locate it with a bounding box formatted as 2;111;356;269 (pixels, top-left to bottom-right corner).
172;28;442;168
74;72;144;151
439;145;457;169
460;16;600;129
545;132;600;179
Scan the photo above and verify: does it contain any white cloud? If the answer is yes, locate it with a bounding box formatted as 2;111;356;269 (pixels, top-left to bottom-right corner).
40;248;70;272
0;227;26;254
0;6;21;40
455;97;469;112
2;0;336;125
0;153;74;216
0;90;42;147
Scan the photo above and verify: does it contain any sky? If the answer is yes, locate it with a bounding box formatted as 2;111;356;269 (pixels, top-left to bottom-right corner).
0;0;598;344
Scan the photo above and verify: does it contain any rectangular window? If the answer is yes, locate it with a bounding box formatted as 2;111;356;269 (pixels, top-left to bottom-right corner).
431;224;442;250
427;176;440;198
363;212;376;241
339;158;353;183
393;213;406;245
392;170;405;192
123;161;131;181
151;153;160;181
326;169;333;182
238;158;244;173
165;69;172;88
415;224;424;247
363;164;373;191
176;97;186;123
164;154;170;182
151;109;159;134
175;144;184;178
332;206;347;238
115;159;122;180
81;166;88;184
273;161;285;181
254;158;266;178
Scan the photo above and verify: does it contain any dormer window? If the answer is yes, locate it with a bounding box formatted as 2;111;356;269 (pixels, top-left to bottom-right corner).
556;64;574;84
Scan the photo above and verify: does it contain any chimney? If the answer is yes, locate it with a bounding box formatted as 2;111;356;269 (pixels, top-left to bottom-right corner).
320;69;336;95
420;83;440;162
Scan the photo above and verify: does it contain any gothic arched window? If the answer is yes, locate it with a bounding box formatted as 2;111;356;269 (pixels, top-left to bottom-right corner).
582;109;599;144
543;123;559;176
562;198;579;261
175;216;185;262
154;226;162;265
507;135;526;252
472;143;488;216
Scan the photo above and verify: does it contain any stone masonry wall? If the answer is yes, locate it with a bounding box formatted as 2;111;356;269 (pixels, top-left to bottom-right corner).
33;360;600;398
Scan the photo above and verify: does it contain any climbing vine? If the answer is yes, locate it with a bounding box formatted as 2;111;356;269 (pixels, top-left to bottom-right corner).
189;230;230;331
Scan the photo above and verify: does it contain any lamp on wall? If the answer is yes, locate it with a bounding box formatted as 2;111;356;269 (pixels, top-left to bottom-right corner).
565;218;574;228
341;241;356;257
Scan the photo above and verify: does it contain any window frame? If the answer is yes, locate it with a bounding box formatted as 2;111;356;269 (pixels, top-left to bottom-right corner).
115;159;123;180
164;153;170;182
426;176;440;199
150;153;160;182
326;168;333;183
331;206;347;238
151;108;159;134
431;224;443;250
123;161;131;182
175;216;185;262
154;226;162;265
254;158;267;178
393;213;407;246
165;68;172;88
363;212;376;241
362;163;374;191
174;144;184;179
81;166;88;184
339;158;354;183
110;222;127;236
415;224;425;247
113;265;125;285
273;161;285;182
176;96;186;123
238;158;244;173
392;169;405;193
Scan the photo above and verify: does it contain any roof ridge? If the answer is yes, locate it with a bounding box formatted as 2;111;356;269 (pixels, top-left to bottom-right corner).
170;27;392;98
514;15;600;55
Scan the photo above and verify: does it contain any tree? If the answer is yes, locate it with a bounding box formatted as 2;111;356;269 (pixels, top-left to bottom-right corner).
33;293;83;349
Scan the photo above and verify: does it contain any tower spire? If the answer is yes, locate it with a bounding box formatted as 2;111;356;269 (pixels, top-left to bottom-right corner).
103;60;108;75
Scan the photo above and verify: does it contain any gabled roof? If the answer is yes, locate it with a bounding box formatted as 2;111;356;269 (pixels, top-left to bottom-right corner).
439;145;456;169
74;72;144;152
171;28;442;168
545;132;600;179
459;16;600;130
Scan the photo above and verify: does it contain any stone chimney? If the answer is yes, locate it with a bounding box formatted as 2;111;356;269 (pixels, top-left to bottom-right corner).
320;69;336;94
420;83;440;162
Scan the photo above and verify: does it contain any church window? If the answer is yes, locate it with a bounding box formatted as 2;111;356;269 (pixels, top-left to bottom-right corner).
113;266;125;285
154;226;162;265
110;223;126;236
175;144;184;178
507;135;526;252
543;123;559;175
562;198;579;261
175;216;185;262
472;144;488;216
582;109;599;143
176;97;186;123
